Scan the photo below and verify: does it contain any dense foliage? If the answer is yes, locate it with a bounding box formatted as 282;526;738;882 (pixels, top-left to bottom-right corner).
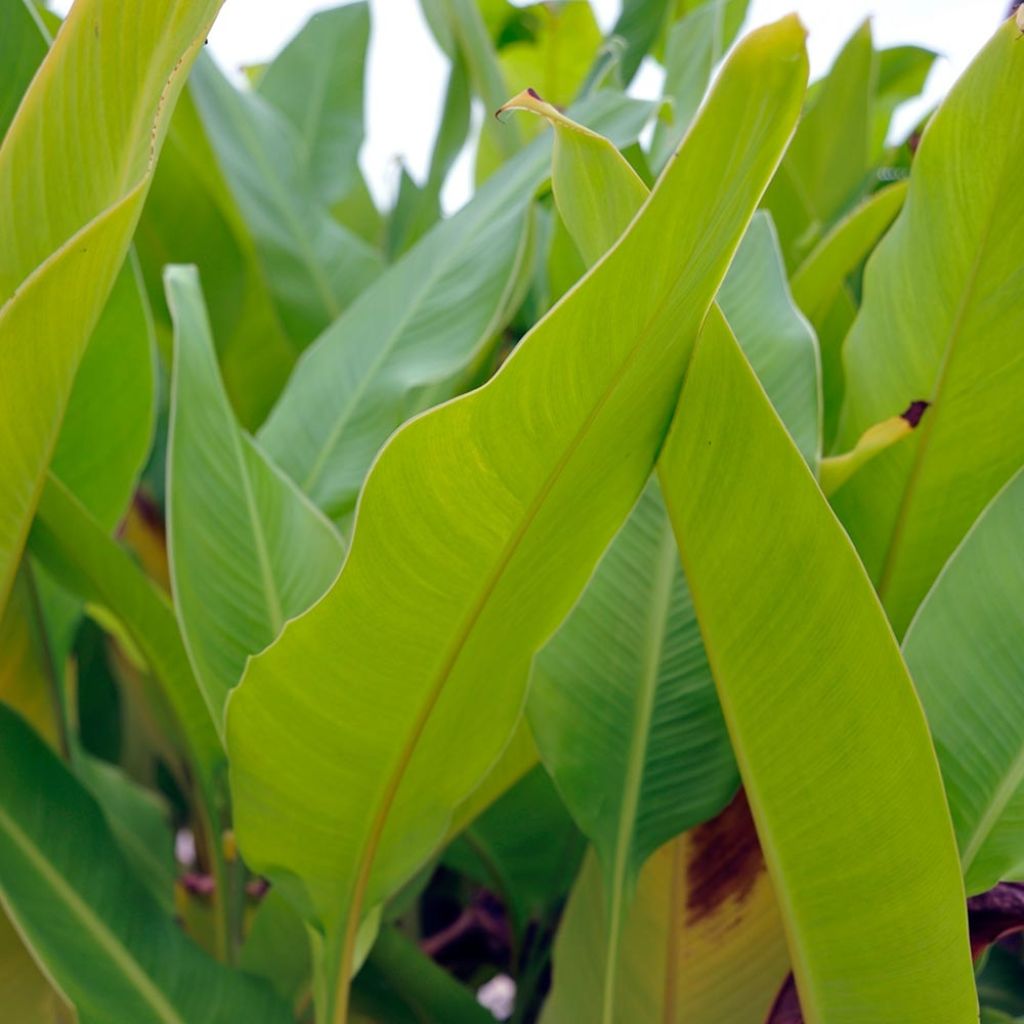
1;1;1023;1021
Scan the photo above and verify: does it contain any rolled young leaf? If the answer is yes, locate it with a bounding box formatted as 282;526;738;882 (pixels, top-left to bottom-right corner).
903;468;1024;896
227;19;808;1023
658;307;976;1022
832;18;1024;635
0;0;225;620
165;265;344;727
0;703;291;1024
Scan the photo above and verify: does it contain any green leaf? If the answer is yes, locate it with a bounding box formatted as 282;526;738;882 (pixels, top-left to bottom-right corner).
257;2;369;208
650;0;750;171
609;0;672;85
51;255;156;530
241;889;312;1009
189;52;383;347
227;20;808;1022
657;307;975;1021
28;474;222;790
136;86;297;430
903;468;1024;896
165;265;344;727
543;795;789;1024
0;907;67;1023
764;19;875;268
259;92;652;520
0;0;225;620
789;182;906;446
0;703;291;1024
0;0;48;140
872;45;937;159
832;20;1024;636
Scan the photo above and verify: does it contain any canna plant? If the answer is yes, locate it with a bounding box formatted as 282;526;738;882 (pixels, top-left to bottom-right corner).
1;1;1023;1022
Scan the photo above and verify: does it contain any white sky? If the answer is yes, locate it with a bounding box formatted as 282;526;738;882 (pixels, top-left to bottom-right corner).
56;1;1012;210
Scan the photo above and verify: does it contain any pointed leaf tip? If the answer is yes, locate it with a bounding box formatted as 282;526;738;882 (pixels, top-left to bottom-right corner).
901;400;930;428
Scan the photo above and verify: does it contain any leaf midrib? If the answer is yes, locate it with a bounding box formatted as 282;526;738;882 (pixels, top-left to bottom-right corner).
0;805;187;1024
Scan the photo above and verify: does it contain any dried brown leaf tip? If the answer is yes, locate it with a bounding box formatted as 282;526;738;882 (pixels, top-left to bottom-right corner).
900;399;929;428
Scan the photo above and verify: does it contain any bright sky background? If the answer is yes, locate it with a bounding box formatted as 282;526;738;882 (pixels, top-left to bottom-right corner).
56;0;1012;210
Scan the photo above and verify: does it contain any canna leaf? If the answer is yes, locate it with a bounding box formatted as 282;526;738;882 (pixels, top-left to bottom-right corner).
259;92;653;521
542;794;789;1024
832;19;1024;635
189;52;383;347
257;3;369;208
165;265;344;727
227;20;808;1022
903;468;1024;896
0;703;291;1024
0;0;48;140
658;307;976;1022
789;181;906;446
0;0;226;620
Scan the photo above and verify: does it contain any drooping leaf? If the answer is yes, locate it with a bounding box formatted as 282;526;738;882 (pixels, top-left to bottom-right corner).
789;182;906;446
903;468;1024;895
189;52;383;347
542;793;789;1024
227;21;808;1022
257;2;369;208
259;92;652;521
51;255;156;530
831;19;1024;635
657;307;976;1021
165;265;344;727
0;703;291;1024
0;0;225;619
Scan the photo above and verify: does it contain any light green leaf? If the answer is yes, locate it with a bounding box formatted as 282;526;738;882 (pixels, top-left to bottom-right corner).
543;797;789;1024
51;255;156;530
903;468;1024;896
658;307;975;1022
165;265;344;727
189;52;383;347
259;92;652;520
832;20;1024;635
789;182;906;446
872;45;937;159
228;20;808;1022
0;0;225;620
0;703;291;1024
257;2;369;208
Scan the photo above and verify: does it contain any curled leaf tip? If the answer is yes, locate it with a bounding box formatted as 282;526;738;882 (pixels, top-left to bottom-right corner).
527;87;543;101
901;400;930;428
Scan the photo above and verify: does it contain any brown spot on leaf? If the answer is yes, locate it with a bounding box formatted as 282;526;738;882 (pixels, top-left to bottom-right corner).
900;399;929;428
766;975;802;1024
686;789;763;925
527;87;544;101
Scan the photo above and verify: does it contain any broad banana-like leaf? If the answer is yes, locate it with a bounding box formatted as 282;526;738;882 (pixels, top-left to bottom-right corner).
832;19;1024;635
227;21;808;1022
542;794;789;1024
0;0;47;139
257;3;368;208
0;704;291;1024
513;91;815;1021
903;468;1024;896
0;0;224;620
189;53;383;347
658;308;976;1022
764;20;874;268
650;0;750;171
28;475;221;789
872;45;937;158
136;86;297;429
259;92;652;520
51;256;156;530
789;182;906;445
165;266;344;727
